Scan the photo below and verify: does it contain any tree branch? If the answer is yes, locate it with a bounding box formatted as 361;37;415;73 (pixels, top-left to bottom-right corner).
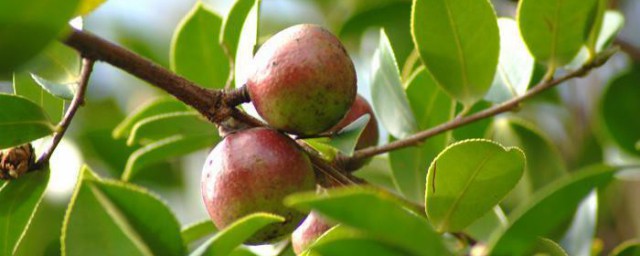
35;58;95;167
615;38;640;61
350;48;618;162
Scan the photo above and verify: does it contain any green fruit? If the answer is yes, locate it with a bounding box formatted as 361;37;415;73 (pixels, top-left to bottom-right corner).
201;127;316;244
247;24;357;136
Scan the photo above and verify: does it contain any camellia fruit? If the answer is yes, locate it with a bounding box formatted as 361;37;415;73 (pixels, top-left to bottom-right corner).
201;127;316;244
247;24;357;136
331;95;379;170
291;211;333;254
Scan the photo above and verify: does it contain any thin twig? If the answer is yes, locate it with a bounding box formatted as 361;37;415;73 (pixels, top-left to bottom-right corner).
35;58;95;167
614;38;640;61
350;48;618;162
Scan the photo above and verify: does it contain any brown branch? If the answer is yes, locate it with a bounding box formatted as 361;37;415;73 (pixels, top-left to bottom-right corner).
350;47;618;162
615;38;640;61
35;58;95;167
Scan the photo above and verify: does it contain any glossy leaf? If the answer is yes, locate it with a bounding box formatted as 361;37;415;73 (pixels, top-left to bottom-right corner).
0;93;55;149
0;0;80;73
306;115;370;157
190;213;284;256
233;0;259;88
596;11;625;52
310;238;410;256
389;67;452;203
488;165;619;255
28;42;81;100
286;187;450;256
426;139;525;232
370;30;418;139
411;0;499;106
122;134;219;181
13;72;65;124
533;238;568;256
62;167;185;256
171;2;229;89
560;191;598;256
0;170;49;256
182;220;217;246
486;18;534;103
600;65;640;156
220;0;256;62
113;97;189;139
464;206;507;242
517;0;599;66
127;112;214;146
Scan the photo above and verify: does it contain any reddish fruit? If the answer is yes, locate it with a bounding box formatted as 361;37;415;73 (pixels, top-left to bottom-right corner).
331;95;379;170
201;127;316;244
247;24;357;136
291;211;333;254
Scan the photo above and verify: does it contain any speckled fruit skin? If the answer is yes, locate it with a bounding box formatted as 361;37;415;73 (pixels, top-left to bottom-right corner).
291;211;333;254
247;24;357;136
331;95;379;170
201;127;316;244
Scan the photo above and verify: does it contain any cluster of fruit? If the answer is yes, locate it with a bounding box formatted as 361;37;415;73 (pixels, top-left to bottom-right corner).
200;24;379;252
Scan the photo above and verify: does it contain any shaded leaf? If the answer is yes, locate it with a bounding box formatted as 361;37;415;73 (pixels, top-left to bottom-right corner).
305;115;370;157
353;156;396;192
426;139;525;232
464;206;507;242
113;97;189;139
560;191;598;256
310;238;410;256
127;112;215;146
600;65;640;156
28;42;81;100
533;238;568;256
609;240;640;256
233;0;259;88
13;72;65;124
182;220;217;246
220;0;257;63
0;94;55;149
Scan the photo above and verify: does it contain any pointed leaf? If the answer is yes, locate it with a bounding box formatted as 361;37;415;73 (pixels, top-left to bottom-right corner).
182;220;217;246
220;0;257;62
190;213;284;256
596;11;625;52
0;170;49;256
411;0;499;106
600;65;640;156
488;165;620;255
0;94;55;148
28;42;81;100
13;72;65;124
286;187;450;256
426;139;525;232
62;167;185;256
171;2;229;89
371;30;418;139
233;0;259;88
305;115;370;157
517;0;599;66
127;112;215;146
586;0;607;55
113;97;189;139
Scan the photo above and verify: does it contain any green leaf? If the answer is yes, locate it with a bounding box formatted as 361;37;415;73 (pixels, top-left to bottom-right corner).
0;93;55;148
585;0;607;55
596;11;625;52
122;134;219;181
370;29;418;139
486;18;534;103
451;100;493;141
560;191;597;256
62;167;185;256
411;0;499;106
305;115;370;157
0;0;80;73
171;2;229;89
305;224;363;252
113;97;189;139
353;156;397;192
233;0;259;88
517;0;599;66
426;139;525;232
28;42;81;100
0;170;49;256
182;220;217;246
220;0;257;63
286;187;450;256
190;213;284;256
13;72;65;124
389;67;452;203
310;238;411;256
76;0;107;16
127;112;215;146
609;240;640;256
600;65;640;156
464;206;507;242
533;238;568;256
487;165;619;255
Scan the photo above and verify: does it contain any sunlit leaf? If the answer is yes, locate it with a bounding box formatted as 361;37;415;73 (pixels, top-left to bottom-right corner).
182;220;217;247
13;72;65;124
126;112;214;146
113;97;189;139
28;42;81;100
0;94;55;148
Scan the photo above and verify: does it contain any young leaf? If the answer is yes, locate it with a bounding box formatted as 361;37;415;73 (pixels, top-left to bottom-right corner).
189;213;284;256
426;139;525;232
487;165;619;255
517;0;599;67
0;0;80;73
305;115;370;157
389;67;452;203
286;187;450;256
596;11;625;52
122;134;219;181
62;167;185;255
370;30;418;139
171;2;229;89
13;72;65;124
220;0;257;62
127;112;215;146
0;170;49;256
600;65;640;156
0;94;55;148
113;97;189;139
411;0;500;107
28;42;81;100
182;220;217;247
486;18;534;103
560;191;598;256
